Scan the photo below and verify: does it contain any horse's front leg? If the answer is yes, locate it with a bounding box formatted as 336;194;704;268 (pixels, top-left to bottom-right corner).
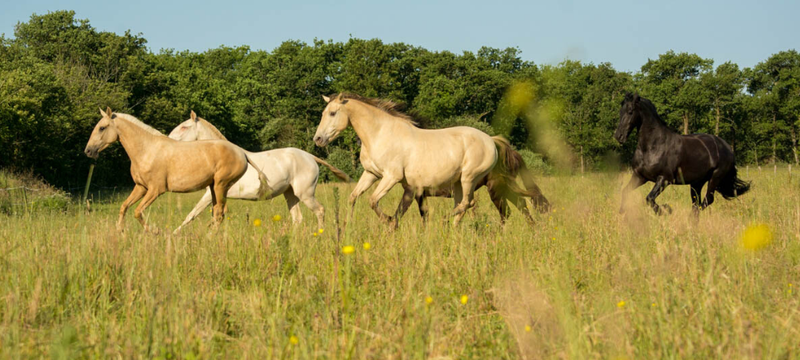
133;188;164;233
646;176;670;215
368;175;401;224
117;185;147;232
620;172;645;214
348;172;379;219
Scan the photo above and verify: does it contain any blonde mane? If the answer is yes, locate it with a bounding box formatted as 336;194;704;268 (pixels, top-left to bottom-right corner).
334;93;419;127
114;113;165;137
198;118;228;140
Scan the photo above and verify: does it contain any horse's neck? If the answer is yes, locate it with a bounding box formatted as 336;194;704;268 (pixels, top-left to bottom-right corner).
638;111;678;149
115;119;161;160
348;102;396;152
198;120;226;140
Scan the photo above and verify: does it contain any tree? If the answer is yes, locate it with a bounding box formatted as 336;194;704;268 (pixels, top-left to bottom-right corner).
746;50;800;164
639;51;713;135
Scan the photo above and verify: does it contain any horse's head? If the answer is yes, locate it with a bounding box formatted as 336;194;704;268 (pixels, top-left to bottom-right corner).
614;93;643;144
314;94;350;147
169;110;201;141
84;107;119;159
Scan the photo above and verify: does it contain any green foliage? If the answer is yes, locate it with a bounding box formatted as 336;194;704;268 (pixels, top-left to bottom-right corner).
319;146;362;182
517;149;553;175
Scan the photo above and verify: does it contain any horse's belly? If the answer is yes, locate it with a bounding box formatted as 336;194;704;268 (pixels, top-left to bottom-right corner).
405;164;460;189
167;173;214;193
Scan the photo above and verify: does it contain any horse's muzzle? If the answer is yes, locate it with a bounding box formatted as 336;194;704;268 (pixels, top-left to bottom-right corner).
84;148;99;159
314;136;328;147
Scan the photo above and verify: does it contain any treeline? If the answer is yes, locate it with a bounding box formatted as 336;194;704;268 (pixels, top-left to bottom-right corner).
1;11;799;190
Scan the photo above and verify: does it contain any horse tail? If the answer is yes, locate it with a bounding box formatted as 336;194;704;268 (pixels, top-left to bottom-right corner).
491;136;522;176
517;166;551;213
245;153;271;199
491;136;551;213
717;165;751;200
311;155;352;182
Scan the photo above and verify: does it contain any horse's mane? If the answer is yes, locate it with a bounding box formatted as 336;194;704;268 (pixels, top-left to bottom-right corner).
198;118;228;140
114;113;165;137
333;93;419;127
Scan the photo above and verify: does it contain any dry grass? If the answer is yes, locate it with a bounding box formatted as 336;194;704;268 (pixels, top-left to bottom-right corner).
0;167;798;359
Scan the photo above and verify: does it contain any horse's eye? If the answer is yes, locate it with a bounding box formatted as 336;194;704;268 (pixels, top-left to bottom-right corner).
330;111;337;117
99;126;106;131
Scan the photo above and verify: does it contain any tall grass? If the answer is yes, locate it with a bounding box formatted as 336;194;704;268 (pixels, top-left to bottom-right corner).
0;167;798;359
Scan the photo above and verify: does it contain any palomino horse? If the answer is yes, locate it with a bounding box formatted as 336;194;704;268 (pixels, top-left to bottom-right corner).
84;107;267;232
615;93;750;215
313;93;515;226
416;137;550;224
168;111;350;232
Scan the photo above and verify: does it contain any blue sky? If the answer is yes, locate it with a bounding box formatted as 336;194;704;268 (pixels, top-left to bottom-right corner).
2;0;798;72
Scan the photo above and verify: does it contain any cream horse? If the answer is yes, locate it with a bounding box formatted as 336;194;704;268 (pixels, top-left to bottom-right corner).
168;111;350;232
84;107;267;233
314;93;515;226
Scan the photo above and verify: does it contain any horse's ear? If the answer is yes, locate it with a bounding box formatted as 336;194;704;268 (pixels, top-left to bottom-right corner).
322;95;331;103
106;106;113;117
190;110;198;121
633;93;640;104
99;107;107;118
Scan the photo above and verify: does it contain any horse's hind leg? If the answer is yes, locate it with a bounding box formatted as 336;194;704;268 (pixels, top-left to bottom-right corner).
284;190;303;225
490;192;510;225
415;191;429;224
703;168;726;209
391;185;415;229
504;186;535;224
117;185;146;232
133;188;163;233
690;182;704;216
174;189;214;234
212;183;229;226
646;176;669;215
298;190;325;230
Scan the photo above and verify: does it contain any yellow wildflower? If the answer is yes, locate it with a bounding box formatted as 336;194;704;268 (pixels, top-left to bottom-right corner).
460;295;469;305
617;300;626;308
272;214;282;222
318;228;324;234
363;242;371;250
253;219;262;227
740;223;773;251
289;335;298;345
312;232;317;237
425;296;433;305
524;325;532;332
342;245;355;255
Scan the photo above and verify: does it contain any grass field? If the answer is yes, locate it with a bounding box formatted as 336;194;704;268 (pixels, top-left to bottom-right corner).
1;166;799;359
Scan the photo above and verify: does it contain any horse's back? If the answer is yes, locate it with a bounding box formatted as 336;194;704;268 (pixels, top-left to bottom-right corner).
400;126;496;188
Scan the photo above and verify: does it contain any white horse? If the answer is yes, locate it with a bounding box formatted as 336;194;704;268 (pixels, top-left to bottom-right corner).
313;93;512;226
169;111;350;233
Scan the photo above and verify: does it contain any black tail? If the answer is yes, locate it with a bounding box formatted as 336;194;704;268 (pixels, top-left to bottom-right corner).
717;166;751;200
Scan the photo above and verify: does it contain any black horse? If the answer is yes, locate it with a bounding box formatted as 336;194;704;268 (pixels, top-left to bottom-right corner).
614;93;750;215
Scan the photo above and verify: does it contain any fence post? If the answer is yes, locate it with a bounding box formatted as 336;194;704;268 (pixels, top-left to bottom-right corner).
82;163;95;211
